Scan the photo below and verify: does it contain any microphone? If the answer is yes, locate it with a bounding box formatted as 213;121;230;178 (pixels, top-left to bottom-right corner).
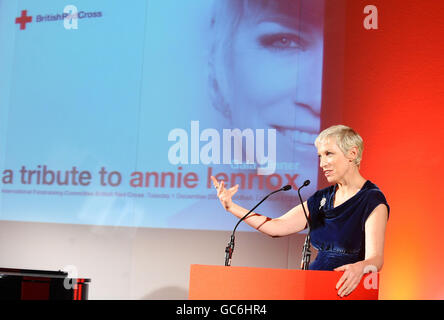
297;180;312;270
298;180;310;224
224;185;292;267
301;180;310;187
282;185;292;191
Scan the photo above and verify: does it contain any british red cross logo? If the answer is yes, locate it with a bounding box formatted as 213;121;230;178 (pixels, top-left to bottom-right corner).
15;10;32;30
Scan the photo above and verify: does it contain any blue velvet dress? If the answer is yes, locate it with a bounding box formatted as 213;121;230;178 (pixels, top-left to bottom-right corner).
306;180;389;271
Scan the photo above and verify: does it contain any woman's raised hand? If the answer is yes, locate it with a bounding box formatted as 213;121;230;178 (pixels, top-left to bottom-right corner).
210;176;239;211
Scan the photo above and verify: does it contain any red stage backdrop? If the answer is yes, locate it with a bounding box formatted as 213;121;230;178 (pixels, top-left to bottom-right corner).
331;0;444;299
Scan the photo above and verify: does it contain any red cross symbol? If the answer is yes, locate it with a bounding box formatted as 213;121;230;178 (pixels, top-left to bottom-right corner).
15;10;32;30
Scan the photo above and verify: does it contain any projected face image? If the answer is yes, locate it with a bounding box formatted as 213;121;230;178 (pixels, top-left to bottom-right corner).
209;0;324;178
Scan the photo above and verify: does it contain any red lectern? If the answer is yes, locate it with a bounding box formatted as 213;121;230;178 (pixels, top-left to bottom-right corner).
189;264;378;300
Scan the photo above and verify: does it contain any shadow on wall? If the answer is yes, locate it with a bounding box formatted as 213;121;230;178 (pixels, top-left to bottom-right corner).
142;286;189;300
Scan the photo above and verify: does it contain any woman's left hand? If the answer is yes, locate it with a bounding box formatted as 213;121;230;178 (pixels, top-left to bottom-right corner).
334;261;365;297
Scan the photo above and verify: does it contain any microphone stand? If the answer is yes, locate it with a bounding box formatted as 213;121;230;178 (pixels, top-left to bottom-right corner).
301;232;312;270
225;186;291;266
297;180;311;270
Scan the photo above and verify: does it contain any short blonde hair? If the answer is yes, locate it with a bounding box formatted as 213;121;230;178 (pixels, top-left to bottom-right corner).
315;125;364;166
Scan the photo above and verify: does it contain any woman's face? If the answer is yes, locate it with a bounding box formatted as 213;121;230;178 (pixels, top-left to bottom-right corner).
317;137;355;184
224;1;324;170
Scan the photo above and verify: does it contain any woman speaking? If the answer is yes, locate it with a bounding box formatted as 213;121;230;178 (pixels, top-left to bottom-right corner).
211;125;390;297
